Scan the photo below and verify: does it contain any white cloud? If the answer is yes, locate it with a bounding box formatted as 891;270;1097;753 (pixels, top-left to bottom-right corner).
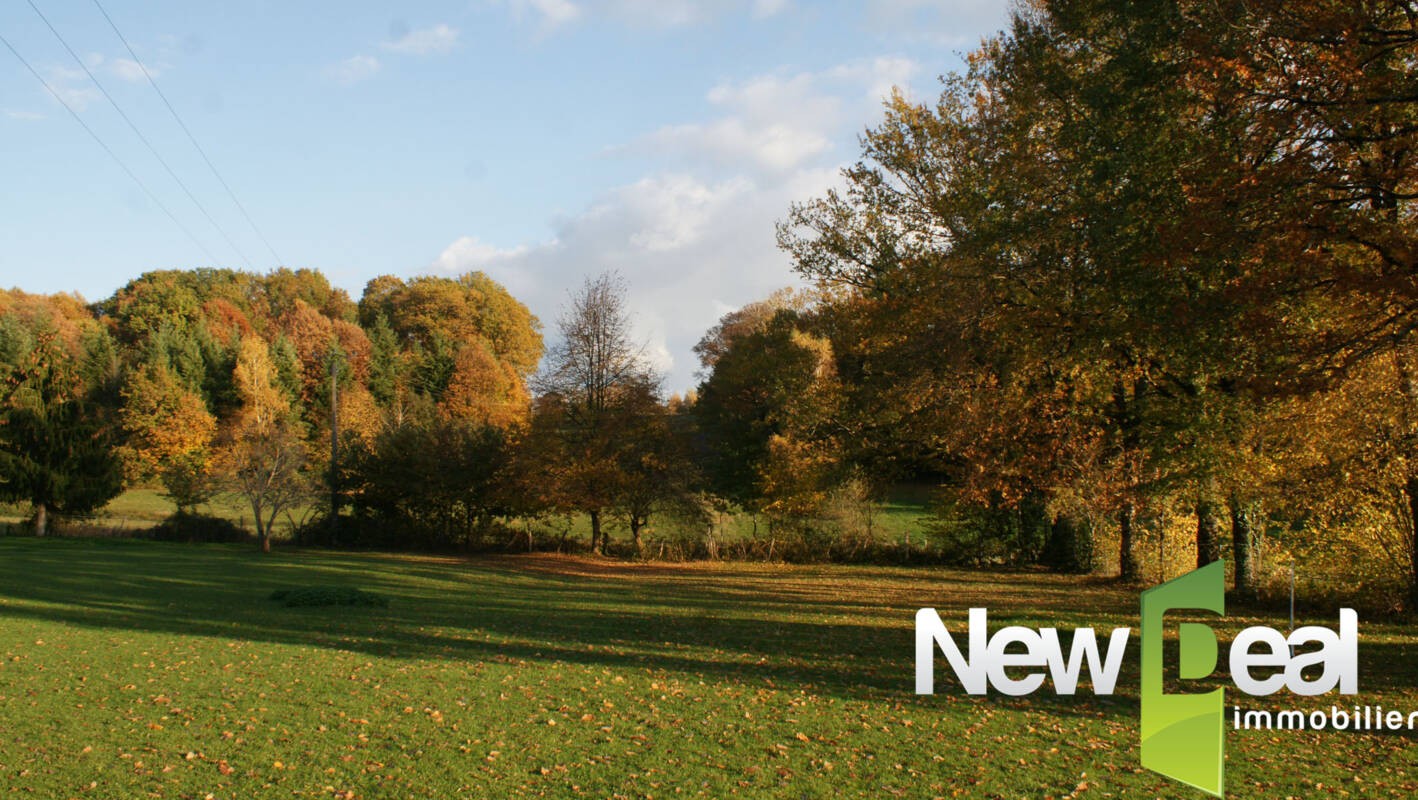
620;174;753;251
640;118;831;174
628;58;918;175
864;0;1010;46
600;0;796;27
601;0;705;27
752;0;792;18
427;58;922;391
826;56;920;103
80;52;161;83
495;0;791;30
42;65;100;111
491;0;1006;36
32;50;171;111
108;58;154;83
432;169;843;391
381;23;461;55
325;54;381;85
435;236;529;272
4;109;46;121
500;0;583;28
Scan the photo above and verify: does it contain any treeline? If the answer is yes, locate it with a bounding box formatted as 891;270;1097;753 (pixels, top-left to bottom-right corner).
772;0;1418;606
0;269;540;552
0;268;863;562
2;0;1415;608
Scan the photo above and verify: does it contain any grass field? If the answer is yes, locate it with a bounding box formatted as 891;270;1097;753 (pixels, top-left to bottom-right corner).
2;487;938;554
0;490;286;537
0;538;1413;798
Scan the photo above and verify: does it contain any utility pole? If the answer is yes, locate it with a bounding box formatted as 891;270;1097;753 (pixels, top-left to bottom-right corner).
329;356;339;539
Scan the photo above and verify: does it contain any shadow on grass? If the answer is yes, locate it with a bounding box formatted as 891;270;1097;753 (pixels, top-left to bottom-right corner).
0;539;1410;713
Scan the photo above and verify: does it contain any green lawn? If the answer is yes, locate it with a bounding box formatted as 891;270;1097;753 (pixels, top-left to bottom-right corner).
93;489;274;530
0;490;313;538
3;488;935;553
0;538;1412;798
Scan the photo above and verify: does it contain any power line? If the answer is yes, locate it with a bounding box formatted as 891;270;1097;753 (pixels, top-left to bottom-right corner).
25;0;253;270
0;29;222;266
88;0;286;268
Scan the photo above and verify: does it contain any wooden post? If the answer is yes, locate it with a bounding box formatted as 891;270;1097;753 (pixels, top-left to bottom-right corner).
329;356;339;539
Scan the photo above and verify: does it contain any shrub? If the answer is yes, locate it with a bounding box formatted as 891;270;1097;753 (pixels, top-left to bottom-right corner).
149;512;250;544
268;586;389;608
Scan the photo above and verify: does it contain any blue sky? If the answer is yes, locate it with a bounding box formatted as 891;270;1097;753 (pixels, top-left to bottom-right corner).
0;0;1009;390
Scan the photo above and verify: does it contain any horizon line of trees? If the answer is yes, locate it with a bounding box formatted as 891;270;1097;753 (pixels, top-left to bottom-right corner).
2;0;1415;610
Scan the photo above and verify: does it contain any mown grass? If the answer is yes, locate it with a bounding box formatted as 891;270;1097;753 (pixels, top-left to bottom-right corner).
0;490;310;537
3;488;934;552
0;538;1412;798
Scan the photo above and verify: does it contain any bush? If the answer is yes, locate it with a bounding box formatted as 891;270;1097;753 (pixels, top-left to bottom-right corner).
924;491;1049;567
268;586;389;608
292;512;527;553
149;512;250;544
1040;513;1095;574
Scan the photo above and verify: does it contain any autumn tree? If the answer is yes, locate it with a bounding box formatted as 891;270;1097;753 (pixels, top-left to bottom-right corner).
439;341;531;429
0;288;99;352
101;268;248;347
278;300;368;403
119;362;218;512
532;272;657;555
257;267;357;326
1175;0;1418;603
607;382;700;556
358;272;542;381
340;417;512;549
777;0;1260;578
691;288;810;374
694;301;847;539
357;273;540;432
770;0;1418;590
221;336;310;552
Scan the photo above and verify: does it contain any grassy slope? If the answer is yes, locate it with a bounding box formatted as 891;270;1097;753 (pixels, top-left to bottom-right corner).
0;539;1412;798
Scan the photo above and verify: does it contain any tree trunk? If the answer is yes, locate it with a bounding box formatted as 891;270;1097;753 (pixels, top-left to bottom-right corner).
251;499;269;553
589;509;603;555
1230;494;1257;597
631;515;644;557
1044;513;1072;572
705;516;719;560
329;357;340;540
1406;476;1418;612
1196;496;1222;569
34;502;47;537
1397;351;1418;610
1044;512;1091;573
1118;502;1138;581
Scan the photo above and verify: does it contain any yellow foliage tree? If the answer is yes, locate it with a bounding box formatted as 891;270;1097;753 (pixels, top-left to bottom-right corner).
222;336;309;552
438;341;530;430
119;363;217;512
